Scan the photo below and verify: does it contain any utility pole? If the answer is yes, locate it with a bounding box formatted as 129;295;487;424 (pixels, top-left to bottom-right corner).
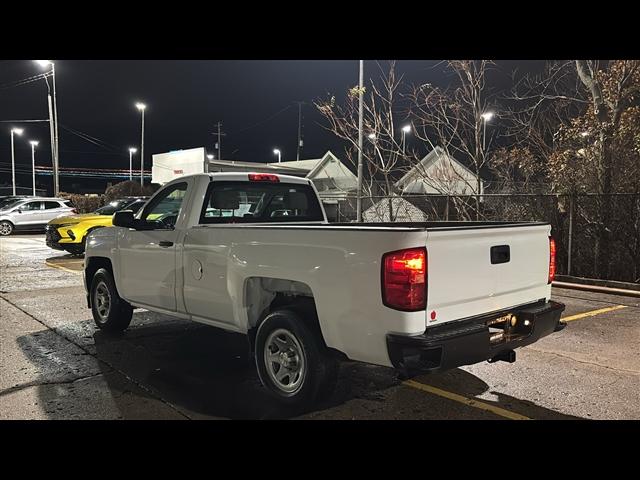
212;122;226;161
295;102;304;161
217;121;222;160
356;60;364;223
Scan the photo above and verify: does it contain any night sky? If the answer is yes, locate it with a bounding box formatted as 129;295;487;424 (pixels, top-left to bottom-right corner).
0;60;545;190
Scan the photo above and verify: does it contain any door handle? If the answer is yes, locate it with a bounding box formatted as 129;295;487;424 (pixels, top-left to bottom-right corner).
159;241;174;248
490;245;510;264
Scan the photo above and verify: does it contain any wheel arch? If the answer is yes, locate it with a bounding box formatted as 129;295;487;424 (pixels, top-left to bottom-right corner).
244;276;346;359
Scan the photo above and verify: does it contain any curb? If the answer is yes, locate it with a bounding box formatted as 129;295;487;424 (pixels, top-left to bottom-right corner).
552;281;640;299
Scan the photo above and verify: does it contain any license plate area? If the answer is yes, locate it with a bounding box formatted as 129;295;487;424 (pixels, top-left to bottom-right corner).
486;312;533;345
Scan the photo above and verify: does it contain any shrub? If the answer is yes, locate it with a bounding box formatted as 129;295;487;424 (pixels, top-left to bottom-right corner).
104;180;156;202
58;192;105;213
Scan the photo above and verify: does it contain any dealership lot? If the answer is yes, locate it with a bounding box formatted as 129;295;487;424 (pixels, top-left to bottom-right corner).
1;234;638;420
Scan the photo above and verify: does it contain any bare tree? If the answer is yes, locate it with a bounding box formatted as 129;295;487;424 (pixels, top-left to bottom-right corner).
408;60;495;220
316;62;411;221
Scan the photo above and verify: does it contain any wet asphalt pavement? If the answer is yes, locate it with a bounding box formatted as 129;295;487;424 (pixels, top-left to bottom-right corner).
1;233;638;420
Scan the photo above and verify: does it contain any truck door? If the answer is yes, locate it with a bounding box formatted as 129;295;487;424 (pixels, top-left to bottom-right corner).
117;181;188;311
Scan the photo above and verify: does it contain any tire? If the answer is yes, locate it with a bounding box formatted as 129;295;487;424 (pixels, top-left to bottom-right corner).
255;308;338;409
0;221;13;236
90;267;133;333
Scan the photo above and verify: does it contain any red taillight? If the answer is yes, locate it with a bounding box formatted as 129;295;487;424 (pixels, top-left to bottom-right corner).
548;236;556;284
382;247;427;311
248;173;279;182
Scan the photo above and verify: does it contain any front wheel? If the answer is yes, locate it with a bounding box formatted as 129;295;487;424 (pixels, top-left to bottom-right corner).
0;221;13;236
90;268;133;333
255;309;338;410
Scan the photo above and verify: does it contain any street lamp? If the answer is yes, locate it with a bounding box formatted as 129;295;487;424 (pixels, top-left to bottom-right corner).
273;148;281;163
29;141;39;196
401;125;411;155
135;102;146;186
35;60;59;196
481;111;495;151
128;148;137;181
207;154;214;160
10;128;24;196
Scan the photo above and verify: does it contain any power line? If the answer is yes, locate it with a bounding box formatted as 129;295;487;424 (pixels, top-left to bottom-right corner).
225;104;293;136
0;72;51;91
59;124;123;153
0;119;50;123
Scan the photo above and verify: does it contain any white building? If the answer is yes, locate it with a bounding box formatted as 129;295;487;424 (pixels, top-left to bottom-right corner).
363;147;484;222
268;151;357;198
395;146;484;195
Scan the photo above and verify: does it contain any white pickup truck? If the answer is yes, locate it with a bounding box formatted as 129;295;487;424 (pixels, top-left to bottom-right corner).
84;172;565;408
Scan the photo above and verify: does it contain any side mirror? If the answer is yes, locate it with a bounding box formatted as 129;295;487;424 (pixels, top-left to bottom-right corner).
16;209;22;214
113;210;135;228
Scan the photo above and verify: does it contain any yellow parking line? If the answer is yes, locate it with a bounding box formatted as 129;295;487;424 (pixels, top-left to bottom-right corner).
401;304;628;419
44;260;83;275
561;305;627;322
402;379;531;420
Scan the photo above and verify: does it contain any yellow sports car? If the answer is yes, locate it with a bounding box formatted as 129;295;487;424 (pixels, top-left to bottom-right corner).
46;197;148;255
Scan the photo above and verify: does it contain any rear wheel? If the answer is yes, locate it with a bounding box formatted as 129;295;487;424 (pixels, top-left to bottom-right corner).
255;308;338;410
0;221;13;236
90;268;133;333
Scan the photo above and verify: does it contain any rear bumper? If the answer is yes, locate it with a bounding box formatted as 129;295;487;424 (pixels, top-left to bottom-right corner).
386;300;565;375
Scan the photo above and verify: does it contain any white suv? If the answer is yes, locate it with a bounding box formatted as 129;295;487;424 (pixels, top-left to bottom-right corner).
0;198;76;236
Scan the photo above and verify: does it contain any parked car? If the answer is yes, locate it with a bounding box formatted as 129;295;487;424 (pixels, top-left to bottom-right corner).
46;197;148;255
0;197;75;236
0;196;30;210
84;172;566;408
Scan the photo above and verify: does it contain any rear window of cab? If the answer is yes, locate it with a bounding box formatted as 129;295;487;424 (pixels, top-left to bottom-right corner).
199;181;323;224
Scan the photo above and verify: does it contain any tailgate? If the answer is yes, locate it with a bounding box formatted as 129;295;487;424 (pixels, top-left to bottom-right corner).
425;224;551;327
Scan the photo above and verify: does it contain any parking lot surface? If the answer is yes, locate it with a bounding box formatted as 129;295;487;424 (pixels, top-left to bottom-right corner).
1;234;638;420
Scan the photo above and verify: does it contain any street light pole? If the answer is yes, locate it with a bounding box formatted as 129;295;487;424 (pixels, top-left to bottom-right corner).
480;111;494;152
136;103;146;186
128;148;137;181
36;61;60;196
356;60;364;223
10;128;24;196
401;125;411;156
273;148;281;163
29;141;39;196
47;94;56;192
51;62;60;196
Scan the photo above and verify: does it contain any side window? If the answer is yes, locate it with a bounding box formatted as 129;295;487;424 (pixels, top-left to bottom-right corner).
21;201;42;211
140;183;188;229
44;201;60;209
128;200;146;214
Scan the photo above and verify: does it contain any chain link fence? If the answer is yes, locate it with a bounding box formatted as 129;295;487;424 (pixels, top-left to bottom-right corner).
320;193;640;283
